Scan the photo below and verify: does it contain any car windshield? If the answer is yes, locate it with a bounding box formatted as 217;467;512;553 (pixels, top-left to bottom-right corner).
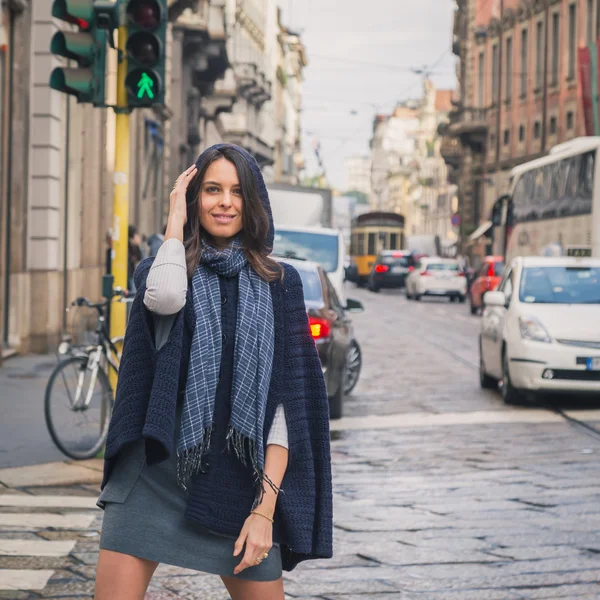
297;268;323;303
272;231;339;272
381;256;409;266
426;263;460;271
494;261;505;276
519;266;600;304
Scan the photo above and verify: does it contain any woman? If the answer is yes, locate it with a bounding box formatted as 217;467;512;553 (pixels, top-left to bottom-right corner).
94;144;333;600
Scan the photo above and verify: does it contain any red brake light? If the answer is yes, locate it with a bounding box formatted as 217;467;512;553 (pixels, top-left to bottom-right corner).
408;266;415;272
309;316;331;340
459;272;466;277
487;265;495;277
374;264;389;273
420;270;432;277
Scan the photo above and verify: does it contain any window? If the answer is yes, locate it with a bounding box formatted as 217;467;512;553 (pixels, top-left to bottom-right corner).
504;128;510;145
297;268;324;303
492;43;500;103
273;230;340;272
357;233;365;256
534;121;541;139
567;111;574;129
390;233;398;249
551;12;560;85
520;28;528;97
519;266;600;305
549;116;557;135
505;36;513;102
536;21;544;89
588;0;595;45
478;51;485;107
568;3;577;79
519;125;525;141
367;233;376;255
499;269;513;305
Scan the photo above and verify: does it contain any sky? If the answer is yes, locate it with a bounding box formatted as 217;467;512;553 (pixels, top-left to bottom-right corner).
277;0;457;191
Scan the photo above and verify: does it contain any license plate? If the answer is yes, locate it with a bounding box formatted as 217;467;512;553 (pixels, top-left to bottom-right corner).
586;357;600;370
391;267;405;274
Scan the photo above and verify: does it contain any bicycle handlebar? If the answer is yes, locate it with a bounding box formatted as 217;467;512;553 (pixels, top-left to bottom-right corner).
70;288;130;311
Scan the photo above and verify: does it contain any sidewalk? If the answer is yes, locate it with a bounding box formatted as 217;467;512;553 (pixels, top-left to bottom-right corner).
0;353;68;469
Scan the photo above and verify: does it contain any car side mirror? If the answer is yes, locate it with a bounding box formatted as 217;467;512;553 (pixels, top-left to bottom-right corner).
484;291;507;307
345;298;364;313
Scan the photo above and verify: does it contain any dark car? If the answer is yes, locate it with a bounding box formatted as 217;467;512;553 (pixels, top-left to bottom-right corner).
367;250;416;293
284;258;364;419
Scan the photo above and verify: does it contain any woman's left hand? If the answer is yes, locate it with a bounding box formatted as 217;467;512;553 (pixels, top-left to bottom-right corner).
232;513;273;575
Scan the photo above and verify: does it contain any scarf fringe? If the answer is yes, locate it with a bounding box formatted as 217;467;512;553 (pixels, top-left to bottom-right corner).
225;425;282;510
177;424;282;505
176;424;214;491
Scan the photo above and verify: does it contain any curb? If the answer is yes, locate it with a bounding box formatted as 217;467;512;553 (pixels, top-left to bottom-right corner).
0;459;103;489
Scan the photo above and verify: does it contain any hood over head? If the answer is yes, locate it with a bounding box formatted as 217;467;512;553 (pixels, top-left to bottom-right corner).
195;143;275;252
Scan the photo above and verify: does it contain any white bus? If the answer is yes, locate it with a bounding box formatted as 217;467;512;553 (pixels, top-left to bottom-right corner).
500;137;600;261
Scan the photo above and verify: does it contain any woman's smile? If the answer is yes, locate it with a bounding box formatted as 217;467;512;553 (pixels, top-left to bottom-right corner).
211;213;238;224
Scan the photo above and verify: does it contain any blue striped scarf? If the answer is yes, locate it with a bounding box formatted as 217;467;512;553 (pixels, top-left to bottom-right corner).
177;237;275;494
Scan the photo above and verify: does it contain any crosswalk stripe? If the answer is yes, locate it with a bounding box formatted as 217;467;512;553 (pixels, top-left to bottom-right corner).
0;495;98;509
0;512;96;529
0;569;55;591
0;539;76;557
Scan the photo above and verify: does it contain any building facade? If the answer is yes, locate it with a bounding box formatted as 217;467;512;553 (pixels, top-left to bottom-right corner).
442;0;591;258
0;0;304;357
369;103;420;211
344;155;372;197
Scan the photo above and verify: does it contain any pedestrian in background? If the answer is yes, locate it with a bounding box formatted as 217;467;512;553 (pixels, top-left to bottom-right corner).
94;143;333;600
147;224;166;257
127;225;145;292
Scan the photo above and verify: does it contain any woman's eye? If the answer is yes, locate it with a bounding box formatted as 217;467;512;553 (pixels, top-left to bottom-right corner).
232;188;242;196
206;186;219;193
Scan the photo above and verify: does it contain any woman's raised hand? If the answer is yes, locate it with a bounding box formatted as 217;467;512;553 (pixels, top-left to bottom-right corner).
168;164;197;226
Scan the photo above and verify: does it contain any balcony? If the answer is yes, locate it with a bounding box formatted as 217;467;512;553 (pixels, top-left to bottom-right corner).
447;107;489;147
234;62;272;107
440;137;461;169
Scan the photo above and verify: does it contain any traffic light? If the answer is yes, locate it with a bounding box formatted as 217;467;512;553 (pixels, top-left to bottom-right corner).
49;0;109;106
124;0;167;107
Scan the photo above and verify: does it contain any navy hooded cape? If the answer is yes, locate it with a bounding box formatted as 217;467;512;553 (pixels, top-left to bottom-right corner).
101;144;333;571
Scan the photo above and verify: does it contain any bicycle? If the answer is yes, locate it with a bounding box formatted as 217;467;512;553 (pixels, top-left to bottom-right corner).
44;287;129;460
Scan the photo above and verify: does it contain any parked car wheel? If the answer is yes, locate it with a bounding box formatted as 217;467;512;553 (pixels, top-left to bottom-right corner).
329;379;344;419
458;295;466;303
344;340;362;395
469;293;478;315
479;351;498;390
501;350;524;405
405;287;412;300
415;294;422;301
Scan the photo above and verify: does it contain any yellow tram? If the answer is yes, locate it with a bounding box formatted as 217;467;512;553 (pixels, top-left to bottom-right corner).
348;212;405;286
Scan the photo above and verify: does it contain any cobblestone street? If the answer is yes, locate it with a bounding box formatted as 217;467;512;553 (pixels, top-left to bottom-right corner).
2;288;600;598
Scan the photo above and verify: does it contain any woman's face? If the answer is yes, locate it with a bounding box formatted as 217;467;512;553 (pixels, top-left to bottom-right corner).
198;158;243;248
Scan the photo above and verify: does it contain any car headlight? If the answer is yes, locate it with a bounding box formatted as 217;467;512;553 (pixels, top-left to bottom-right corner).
518;316;552;343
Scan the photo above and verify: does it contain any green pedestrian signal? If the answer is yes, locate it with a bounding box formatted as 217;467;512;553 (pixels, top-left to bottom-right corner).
49;0;111;106
124;0;166;107
137;72;155;99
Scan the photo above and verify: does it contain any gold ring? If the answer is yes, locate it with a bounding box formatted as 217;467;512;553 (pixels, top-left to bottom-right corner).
255;558;263;564
263;552;269;559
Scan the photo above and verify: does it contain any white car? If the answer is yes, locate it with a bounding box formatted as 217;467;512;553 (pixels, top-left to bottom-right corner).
405;257;467;302
272;226;346;304
479;256;600;403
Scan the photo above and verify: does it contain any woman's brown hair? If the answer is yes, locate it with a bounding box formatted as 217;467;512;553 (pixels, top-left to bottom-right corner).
183;145;283;281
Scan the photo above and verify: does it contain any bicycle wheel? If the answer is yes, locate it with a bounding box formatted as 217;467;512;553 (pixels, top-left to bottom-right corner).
44;355;113;460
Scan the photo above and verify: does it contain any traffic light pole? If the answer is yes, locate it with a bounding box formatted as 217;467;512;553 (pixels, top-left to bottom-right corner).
109;21;130;358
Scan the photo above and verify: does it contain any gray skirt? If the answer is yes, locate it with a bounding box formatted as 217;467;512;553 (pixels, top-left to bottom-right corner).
98;439;282;582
